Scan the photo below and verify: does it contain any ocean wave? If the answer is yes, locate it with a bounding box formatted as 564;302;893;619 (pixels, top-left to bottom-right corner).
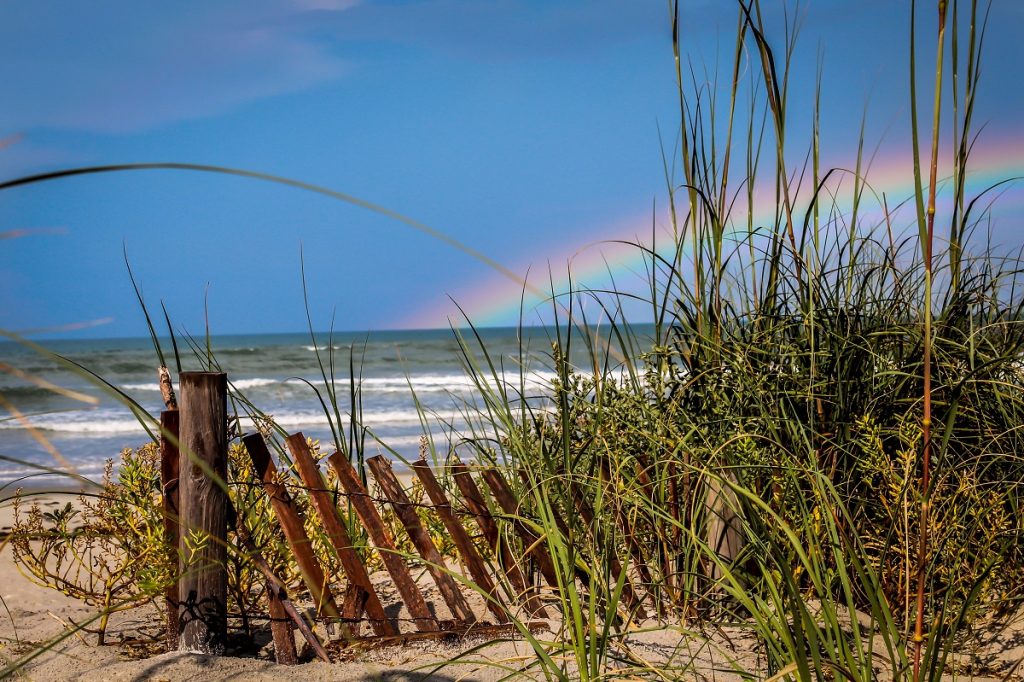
122;377;301;392
264;408;468;429
119;382;162;392
360;371;558;393
0;406;469;436
0;384;90;402
0;411;154;435
118;371;560;395
0;462;109;480
372;432;454;448
233;377;304;390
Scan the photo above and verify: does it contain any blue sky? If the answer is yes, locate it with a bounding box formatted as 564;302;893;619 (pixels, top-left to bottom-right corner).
2;1;1022;337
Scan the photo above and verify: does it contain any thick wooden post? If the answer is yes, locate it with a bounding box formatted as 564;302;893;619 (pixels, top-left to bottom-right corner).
177;372;229;654
160;409;180;650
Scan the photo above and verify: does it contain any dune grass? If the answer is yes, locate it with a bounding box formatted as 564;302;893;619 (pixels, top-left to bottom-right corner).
432;0;1024;679
3;0;1024;680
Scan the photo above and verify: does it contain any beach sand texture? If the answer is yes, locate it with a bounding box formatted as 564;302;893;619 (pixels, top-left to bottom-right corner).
2;492;1022;681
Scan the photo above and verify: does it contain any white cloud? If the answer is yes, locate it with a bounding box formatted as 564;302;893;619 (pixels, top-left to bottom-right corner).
0;1;353;134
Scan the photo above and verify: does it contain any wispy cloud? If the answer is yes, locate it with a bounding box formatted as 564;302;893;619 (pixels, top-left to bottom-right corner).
0;0;353;134
296;0;666;62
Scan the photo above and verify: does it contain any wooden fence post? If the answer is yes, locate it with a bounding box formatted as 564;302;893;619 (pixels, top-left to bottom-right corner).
177;372;229;654
160;409;180;650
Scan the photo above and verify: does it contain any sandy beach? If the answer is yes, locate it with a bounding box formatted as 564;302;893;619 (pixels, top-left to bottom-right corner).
1;489;519;680
1;487;1021;681
0;488;737;681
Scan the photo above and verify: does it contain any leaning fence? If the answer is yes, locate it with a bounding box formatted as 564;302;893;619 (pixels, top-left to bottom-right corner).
161;370;738;663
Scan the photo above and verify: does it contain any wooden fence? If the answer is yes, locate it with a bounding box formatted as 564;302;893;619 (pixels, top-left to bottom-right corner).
160;371;736;662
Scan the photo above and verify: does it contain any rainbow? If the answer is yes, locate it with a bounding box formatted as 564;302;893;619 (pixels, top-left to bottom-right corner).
400;135;1024;330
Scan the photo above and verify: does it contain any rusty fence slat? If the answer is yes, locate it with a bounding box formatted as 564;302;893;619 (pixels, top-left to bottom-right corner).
563;470;647;620
411;456;509;624
327;452;439;632
450;457;547;618
340;584;368;639
367;455;476;623
286;434;396;636
243;432;341;620
233;508;330;662
267;579;298;664
480;467;560;589
598;456;660;617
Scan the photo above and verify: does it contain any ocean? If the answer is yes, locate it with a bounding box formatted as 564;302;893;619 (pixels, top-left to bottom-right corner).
0;326;642;486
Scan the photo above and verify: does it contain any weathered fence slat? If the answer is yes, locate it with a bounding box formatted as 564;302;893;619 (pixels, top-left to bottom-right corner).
159;409;180;650
233;510;330;662
327;453;439;632
340;584;368;639
480;468;560;589
411;457;509;624
367;455;476;623
516;469;595;595
450;457;547;618
177;372;229;654
267;580;298;665
285;434;396;636
243;433;341;620
706;474;745;583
